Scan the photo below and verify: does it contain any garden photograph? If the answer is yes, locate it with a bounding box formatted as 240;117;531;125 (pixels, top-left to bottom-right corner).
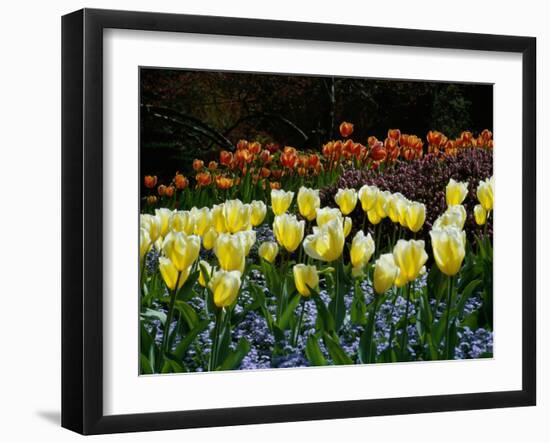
138;68;494;374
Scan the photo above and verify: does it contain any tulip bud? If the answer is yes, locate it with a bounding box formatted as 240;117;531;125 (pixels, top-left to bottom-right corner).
273;213;305;253
174;173;189;190
144;175;157;189
146;195;158;205
474;204;487;225
258;241;279;263
386;193;406;224
214;233;247;273
162;231;201;272
405;202;426;233
191;207;212;237
334;188;358;215
198;260;212;287
202;227;219;250
373;253;399;294
208;269;242;308
477;177;494;211
358;184;378;212
250;200;267;226
223;199;252;233
271;189;294;215
159;257;190;290
139;228;151;262
219;150;233;166
446;178;469;206
297;187;321;221
430;226;466;276
170;210;195;235
293;264;319;297
392;239;428;283
433;205;467;230
350;230;375;269
339;121;354;138
193;159;204;171
343;217;352;238
303;218;345;262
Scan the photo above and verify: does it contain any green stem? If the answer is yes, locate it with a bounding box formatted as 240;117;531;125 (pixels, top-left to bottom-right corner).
293;299;306;347
159;271;181;371
386;287;400;358
209;308;223;371
444;276;454;360
400;282;411;361
366;295;381;363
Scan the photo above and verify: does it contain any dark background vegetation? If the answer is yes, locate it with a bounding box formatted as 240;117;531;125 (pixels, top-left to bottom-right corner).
140;68;493;179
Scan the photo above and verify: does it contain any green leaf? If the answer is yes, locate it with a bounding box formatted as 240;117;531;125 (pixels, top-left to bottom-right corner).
173;301;199;330
218;338;251;371
173;319;210;360
176;270;200;301
313;292;336;333
305;335;327;366
140;353;153;374
140;308;167;326
323;333;353;365
277;293;301;330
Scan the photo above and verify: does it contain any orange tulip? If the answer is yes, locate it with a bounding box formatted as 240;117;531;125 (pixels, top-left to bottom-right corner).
146;195;158;205
339;121;354;138
236;149;253;164
367;136;379;148
174;173;189;190
215;175;234;190
460;131;473;145
157;184;166;196
260;149;272;163
487;140;494;149
164;185;175;198
481;129;493;142
322;141;334;158
281;146;298;168
219;150;233;166
427;130;443;146
444;140;457;156
266;142;280;154
144;175;157;189
370;141;387;161
196;171;212;187
236;139;248;151
248;141;261;154
270;181;281;190
308;154;320;168
193;159;204;171
271;169;283;180
260;167;271;178
208;161;218;171
388;129;401;141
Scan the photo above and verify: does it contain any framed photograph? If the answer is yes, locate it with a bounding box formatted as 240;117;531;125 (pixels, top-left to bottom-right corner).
62;8;536;435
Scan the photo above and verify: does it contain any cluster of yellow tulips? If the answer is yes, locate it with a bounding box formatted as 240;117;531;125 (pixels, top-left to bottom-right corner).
139;171;493;372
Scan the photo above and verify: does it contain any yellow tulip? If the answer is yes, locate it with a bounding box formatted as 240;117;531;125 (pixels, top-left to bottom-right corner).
155;208;173;237
162;231;201;272
293;264;319;297
250;200;267;226
373;253;398;294
297;187;321;221
159;257;190;290
202;227;218;250
430;226;466;276
273;213;305;252
191;207;212;236
213;233;246;273
171;210;195;235
198;260;212;287
271;189;294;215
375;191;391;218
316;207;343;227
394;268;408;288
343;217;352;237
334;188;358;215
367;208;382;225
387;193;406;224
433;205;467;230
350;230;375;269
139;227;151;261
358;184;378;212
211;204;228;233
397;198;410;227
392;239;428;283
406;202;426;233
446;178;469;206
223;199;251;233
235;230;256;255
258;241;279;263
477;177;494;211
208;269;242;308
474;204;487;225
303;218;345;262
141;214;162;242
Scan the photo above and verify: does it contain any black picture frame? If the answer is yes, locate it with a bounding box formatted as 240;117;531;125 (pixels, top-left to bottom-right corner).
61;8;537;435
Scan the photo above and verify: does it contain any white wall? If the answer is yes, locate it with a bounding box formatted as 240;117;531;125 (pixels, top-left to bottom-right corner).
0;0;546;441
